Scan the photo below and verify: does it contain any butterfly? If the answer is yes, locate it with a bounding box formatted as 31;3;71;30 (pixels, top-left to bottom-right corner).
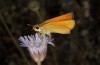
32;12;75;37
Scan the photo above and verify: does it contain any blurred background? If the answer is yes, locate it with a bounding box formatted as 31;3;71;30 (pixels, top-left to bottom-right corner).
0;0;100;65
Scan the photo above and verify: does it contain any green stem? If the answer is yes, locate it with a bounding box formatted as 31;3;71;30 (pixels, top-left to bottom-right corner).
0;14;31;65
35;10;43;22
37;61;41;65
51;47;58;65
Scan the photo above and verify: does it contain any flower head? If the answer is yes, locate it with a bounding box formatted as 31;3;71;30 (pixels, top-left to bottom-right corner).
28;1;40;11
19;33;54;63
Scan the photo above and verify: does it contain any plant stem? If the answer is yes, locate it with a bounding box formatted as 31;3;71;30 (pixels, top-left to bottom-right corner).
0;14;31;65
35;10;43;22
51;47;58;65
37;61;41;65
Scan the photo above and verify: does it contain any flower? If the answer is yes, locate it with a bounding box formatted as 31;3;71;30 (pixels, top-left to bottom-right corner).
28;1;40;11
19;33;54;63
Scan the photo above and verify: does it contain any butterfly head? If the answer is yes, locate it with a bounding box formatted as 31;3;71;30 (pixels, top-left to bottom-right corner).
33;24;41;32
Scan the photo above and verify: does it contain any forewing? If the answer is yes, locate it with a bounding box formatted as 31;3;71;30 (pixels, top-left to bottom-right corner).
42;20;75;30
43;25;71;34
41;20;75;34
39;12;74;26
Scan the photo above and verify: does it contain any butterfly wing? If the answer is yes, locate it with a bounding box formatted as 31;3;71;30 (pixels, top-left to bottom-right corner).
41;20;75;34
39;12;74;26
45;26;71;34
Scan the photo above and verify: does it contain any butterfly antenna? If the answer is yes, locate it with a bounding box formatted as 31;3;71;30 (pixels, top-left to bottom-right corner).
27;24;33;26
24;24;34;34
25;29;33;33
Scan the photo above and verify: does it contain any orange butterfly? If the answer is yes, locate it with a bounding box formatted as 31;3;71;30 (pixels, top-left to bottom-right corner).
33;12;75;37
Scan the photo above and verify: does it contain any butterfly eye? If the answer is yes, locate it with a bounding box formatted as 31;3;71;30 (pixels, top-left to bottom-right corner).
36;27;39;29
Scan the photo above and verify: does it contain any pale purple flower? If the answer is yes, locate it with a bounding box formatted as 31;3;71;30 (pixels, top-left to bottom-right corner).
19;33;54;63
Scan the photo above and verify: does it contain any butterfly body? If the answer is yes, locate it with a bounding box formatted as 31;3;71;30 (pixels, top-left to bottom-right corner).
33;12;75;36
